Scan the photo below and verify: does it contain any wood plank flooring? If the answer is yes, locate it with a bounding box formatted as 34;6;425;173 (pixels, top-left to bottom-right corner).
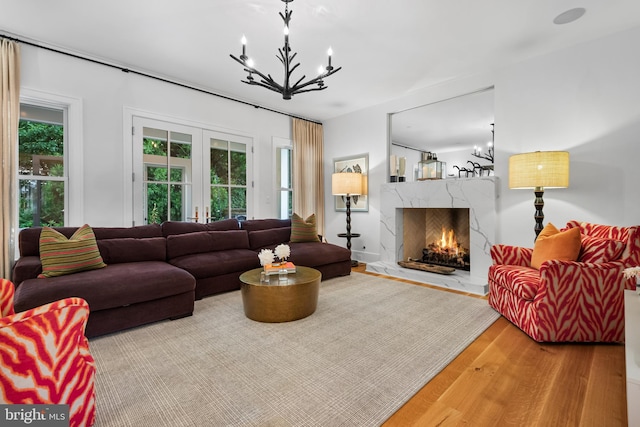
351;265;627;427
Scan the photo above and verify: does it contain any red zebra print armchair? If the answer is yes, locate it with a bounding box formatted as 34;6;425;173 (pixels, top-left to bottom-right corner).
0;279;96;426
488;221;640;342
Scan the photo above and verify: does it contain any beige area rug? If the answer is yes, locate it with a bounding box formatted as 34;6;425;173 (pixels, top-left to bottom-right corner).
90;272;499;426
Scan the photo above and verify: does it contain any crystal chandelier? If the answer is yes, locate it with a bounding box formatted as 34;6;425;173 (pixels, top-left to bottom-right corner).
230;0;341;100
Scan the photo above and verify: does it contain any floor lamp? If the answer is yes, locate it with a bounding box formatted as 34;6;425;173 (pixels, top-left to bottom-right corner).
509;151;570;240
332;172;363;266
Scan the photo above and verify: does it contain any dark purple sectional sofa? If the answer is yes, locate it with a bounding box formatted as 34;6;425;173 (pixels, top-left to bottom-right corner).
12;218;351;337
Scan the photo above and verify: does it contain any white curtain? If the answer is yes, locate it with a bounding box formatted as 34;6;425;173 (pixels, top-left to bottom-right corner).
292;118;325;237
0;39;21;279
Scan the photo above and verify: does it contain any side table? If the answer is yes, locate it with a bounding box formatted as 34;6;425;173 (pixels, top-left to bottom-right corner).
239;266;321;323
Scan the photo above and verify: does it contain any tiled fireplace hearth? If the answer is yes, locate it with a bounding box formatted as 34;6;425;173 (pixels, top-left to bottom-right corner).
366;177;497;295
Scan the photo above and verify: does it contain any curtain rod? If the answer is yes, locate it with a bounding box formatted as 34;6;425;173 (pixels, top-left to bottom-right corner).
391;142;424;153
1;33;322;125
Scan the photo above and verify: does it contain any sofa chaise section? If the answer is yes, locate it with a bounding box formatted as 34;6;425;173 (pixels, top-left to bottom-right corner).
12;224;196;337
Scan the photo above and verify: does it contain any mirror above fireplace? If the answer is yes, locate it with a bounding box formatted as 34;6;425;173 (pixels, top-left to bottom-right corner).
389;87;494;182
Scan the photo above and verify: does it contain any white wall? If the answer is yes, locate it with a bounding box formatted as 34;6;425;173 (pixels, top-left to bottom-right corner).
325;26;640;259
19;44;291;227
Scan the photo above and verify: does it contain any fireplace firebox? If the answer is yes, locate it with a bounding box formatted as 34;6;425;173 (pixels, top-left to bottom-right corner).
403;208;471;271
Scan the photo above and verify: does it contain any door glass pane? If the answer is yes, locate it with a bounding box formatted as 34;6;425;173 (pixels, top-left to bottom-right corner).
169;168;184;183
147;166;168;181
210;139;229;185
169;184;184;221
18;179;65;227
210;187;229;221
230;142;246;186
231;187;247;220
170;132;192;155
146;183;168;224
143;129;168;156
142;127;192;224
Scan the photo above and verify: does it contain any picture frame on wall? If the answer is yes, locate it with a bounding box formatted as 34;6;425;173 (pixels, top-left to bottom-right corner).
333;153;369;212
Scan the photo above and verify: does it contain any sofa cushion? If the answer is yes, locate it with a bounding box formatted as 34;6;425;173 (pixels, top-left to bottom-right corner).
241;218;290;232
15;261;195;312
579;235;626;264
248;227;292;250
38;224;107;278
169;249;260;279
19;224;163;257
93;224;163;240
531;223;581;270
290;213;320;243
287;242;352;267
161;219;240;237
97;237;166;264
489;265;541;301
166;230;250;259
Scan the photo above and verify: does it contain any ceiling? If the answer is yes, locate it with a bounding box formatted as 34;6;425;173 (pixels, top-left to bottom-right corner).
2;1;640;122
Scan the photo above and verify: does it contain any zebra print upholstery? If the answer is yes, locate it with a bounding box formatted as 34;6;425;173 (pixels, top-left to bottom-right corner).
0;279;96;426
488;221;640;342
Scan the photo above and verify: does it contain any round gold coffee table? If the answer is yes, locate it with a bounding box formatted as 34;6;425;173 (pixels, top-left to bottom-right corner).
239;266;321;322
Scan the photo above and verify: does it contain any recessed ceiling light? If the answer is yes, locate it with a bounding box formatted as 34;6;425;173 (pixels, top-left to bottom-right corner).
553;7;586;25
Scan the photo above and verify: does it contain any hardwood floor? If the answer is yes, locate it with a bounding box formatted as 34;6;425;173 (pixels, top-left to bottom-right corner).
351;264;627;427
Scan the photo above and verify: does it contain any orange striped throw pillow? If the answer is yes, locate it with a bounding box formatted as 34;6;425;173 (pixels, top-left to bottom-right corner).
38;224;107;278
290;213;320;243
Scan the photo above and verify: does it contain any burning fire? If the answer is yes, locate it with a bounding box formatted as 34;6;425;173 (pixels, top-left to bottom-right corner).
439;227;459;255
421;225;470;270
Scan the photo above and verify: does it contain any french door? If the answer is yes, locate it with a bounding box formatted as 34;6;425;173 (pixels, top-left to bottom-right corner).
132;117;252;225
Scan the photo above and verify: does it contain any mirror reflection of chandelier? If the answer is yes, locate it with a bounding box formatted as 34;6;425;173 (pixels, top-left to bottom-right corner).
230;0;342;100
471;123;494;163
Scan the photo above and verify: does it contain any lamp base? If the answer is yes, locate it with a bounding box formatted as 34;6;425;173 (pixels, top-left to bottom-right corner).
534;187;545;240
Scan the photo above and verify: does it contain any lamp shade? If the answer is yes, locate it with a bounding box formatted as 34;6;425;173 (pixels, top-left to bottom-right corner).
509;151;570;189
332;172;363;196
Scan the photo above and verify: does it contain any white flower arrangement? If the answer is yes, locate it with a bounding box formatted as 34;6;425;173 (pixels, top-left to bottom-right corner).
258;249;275;267
274;244;291;262
623;266;640;280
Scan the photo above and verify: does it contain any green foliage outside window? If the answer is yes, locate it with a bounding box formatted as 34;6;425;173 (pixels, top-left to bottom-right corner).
210;146;247;221
18;121;65;228
143;138;187;224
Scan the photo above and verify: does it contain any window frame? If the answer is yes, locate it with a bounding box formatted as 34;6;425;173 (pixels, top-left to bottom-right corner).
273;137;293;220
18;89;83;228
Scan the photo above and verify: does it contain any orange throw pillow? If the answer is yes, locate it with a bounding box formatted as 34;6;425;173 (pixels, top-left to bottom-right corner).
530;223;581;269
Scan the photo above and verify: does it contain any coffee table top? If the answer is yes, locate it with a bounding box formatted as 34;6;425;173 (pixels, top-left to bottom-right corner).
240;265;321;286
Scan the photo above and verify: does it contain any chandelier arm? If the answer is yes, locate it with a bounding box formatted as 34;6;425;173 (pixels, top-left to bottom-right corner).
289;66;342;92
292;74;307;88
287;86;328;95
230;56;286;93
241;80;287;94
256;74;285;92
287;62;301;77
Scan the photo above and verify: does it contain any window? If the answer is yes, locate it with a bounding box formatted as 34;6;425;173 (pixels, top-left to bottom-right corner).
276;145;292;219
18;104;67;227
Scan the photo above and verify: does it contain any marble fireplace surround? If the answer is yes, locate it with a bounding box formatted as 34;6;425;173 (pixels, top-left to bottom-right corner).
366;177;498;295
